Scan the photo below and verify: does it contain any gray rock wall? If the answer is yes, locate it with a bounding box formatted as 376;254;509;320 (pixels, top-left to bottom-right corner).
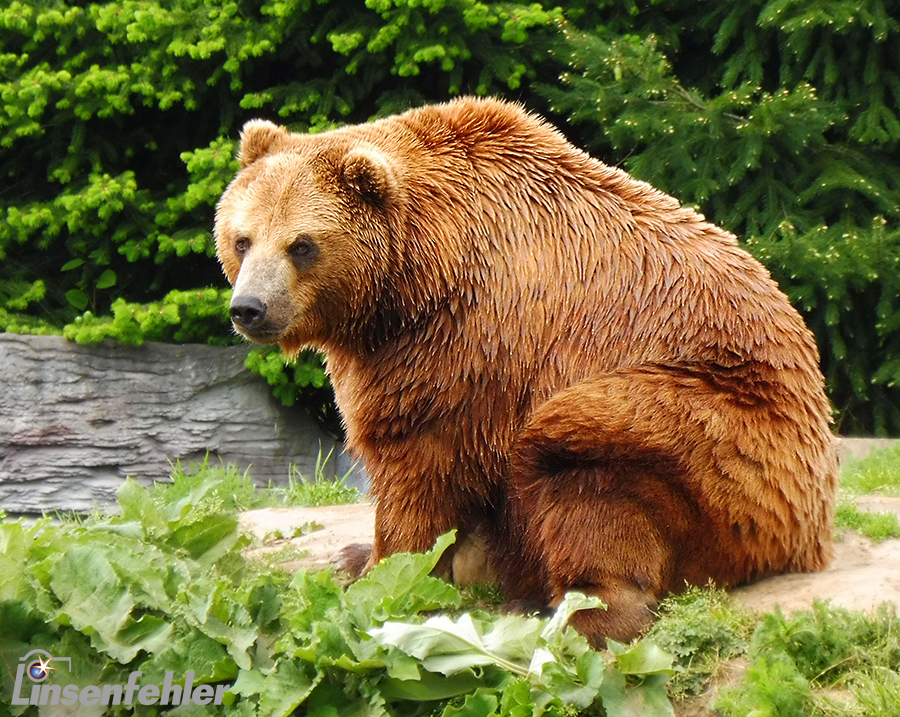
0;333;364;514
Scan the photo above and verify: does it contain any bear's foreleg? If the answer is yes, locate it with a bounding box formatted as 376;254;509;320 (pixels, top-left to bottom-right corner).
334;465;485;580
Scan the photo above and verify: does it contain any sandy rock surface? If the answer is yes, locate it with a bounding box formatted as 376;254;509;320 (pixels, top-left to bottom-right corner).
240;504;375;572
239;497;900;615
732;496;900;614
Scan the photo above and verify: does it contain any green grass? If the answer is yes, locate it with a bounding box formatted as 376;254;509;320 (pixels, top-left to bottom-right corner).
277;449;363;507
154;448;363;512
833;445;900;542
840;445;900;496
459;581;507;610
834;498;900;542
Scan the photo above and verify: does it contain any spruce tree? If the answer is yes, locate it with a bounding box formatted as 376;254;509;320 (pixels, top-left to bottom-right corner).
543;0;900;435
2;0;898;434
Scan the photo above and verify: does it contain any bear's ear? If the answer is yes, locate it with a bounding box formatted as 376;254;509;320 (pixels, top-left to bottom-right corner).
238;119;289;168
341;147;398;206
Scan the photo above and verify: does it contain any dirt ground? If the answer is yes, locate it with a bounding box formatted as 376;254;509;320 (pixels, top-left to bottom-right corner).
732;496;900;615
239;496;900;616
240;503;376;572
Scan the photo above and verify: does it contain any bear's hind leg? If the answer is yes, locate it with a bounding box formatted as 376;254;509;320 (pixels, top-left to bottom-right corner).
504;369;751;646
509;457;692;646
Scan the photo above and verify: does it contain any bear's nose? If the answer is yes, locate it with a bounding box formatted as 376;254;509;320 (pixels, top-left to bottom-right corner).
230;295;268;330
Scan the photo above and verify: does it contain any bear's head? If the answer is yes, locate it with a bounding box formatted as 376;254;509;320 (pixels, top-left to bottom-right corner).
214;119;405;356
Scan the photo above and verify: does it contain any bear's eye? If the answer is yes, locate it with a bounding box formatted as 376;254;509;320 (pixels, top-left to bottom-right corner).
234;237;251;256
291;239;312;256
289;234;320;269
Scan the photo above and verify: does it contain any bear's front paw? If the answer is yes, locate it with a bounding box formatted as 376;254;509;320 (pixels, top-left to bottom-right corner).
332;542;373;579
500;599;553;618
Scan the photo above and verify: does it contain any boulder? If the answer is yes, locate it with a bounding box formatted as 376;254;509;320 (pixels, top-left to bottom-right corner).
0;333;363;514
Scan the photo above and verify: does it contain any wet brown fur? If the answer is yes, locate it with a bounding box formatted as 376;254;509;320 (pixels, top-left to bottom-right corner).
215;97;838;645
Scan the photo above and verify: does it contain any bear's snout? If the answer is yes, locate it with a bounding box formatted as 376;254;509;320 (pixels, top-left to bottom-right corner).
230;295;268;332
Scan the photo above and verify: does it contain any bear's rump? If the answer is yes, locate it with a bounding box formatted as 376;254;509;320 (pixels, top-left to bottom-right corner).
505;364;834;595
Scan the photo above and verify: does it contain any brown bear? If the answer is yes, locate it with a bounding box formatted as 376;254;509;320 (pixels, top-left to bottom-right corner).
214;97;838;645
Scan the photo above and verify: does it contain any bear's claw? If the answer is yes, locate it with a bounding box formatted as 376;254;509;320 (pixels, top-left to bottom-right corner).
332;542;373;579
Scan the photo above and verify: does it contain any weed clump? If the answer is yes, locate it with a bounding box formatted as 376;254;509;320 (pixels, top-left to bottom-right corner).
716;602;900;716
644;585;754;699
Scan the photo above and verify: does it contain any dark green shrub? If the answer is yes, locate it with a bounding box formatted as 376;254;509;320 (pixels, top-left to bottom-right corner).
541;0;900;434
0;0;559;428
2;0;898;434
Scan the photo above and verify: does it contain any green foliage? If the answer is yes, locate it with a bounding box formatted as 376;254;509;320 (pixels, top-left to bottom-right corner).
850;670;900;717
753;602;900;686
716;602;900;716
644;586;753;698
154;456;264;511
0;0;556;324
0;0;560;426
3;0;899;434
63;287;233;345
0;465;678;717
543;0;900;435
244;346;343;435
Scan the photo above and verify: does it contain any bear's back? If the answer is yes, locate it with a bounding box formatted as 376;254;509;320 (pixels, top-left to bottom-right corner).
371;98;822;386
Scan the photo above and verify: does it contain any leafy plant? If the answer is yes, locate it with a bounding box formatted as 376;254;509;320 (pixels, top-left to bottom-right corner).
0;464;678;717
62;287;234;347
370;593;675;716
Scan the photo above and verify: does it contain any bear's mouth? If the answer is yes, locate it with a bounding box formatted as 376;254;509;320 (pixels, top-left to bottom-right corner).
232;319;291;345
233;325;283;344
